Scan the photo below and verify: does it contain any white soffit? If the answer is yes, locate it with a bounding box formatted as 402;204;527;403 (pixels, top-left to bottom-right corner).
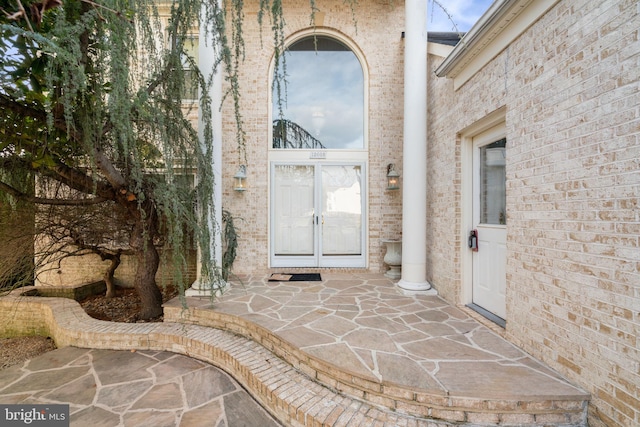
427;42;455;58
435;0;561;90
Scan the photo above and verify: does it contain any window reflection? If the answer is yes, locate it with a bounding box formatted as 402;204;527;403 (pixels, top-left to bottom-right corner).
181;37;199;100
480;139;506;225
273;36;364;149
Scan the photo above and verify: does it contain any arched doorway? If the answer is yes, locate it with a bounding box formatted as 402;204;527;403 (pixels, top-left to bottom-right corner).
269;32;368;268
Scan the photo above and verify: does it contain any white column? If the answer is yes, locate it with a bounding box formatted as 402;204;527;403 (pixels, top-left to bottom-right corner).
186;6;227;297
397;0;434;293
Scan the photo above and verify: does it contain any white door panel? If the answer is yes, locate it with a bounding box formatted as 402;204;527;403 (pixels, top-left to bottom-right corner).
273;165;315;267
473;226;506;317
321;165;362;256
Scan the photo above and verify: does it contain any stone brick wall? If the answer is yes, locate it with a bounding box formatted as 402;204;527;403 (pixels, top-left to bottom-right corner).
427;0;639;425
36;249;198;290
221;0;405;274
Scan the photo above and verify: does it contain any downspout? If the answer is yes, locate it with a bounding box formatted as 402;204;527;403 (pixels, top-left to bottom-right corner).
398;0;435;293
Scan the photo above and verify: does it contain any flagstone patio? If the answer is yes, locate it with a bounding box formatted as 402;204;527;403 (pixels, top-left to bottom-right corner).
164;272;590;426
0;347;281;426
0;272;590;426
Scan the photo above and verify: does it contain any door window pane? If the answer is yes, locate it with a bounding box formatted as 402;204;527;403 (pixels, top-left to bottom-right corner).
272;36;364;149
480;139;506;225
322;165;362;255
273;165;315;255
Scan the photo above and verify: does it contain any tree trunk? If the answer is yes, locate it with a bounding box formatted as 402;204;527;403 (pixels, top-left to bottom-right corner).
133;240;163;320
103;254;120;299
130;203;163;320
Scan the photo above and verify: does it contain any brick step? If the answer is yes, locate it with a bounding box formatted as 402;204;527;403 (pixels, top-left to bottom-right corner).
164;302;588;426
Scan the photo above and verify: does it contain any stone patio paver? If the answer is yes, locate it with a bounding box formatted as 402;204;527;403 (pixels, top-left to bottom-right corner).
165;272;591;425
171;273;588;400
0;347;281;427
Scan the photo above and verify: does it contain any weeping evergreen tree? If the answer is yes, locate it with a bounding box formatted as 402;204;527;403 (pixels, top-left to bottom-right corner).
0;0;294;320
0;0;400;319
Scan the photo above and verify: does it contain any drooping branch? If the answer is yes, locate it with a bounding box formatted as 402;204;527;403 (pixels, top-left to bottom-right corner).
430;0;462;33
91;149;127;190
0;93;83;143
0;153;116;201
79;0;133;24
3;0;129;26
0;95;126;193
0;180;107;206
0;0;249;315
272;119;324;149
44;163;116;200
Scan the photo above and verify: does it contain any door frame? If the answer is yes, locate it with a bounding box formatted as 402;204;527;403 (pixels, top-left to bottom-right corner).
471;133;507;320
269;160;367;268
460;108;506;313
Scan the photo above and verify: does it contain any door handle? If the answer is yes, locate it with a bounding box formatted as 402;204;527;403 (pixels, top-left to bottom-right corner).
468;229;478;252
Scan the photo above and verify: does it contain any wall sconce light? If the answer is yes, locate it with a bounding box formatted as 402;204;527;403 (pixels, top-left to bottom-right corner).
386;163;400;190
233;165;247;192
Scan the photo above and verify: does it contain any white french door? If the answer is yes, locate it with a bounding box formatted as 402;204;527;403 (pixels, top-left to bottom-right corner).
271;163;366;268
472;132;507;320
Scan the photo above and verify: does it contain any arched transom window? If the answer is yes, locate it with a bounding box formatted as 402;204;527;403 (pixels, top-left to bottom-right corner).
272;36;364;150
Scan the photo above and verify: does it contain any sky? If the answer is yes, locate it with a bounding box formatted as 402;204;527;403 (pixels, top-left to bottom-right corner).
427;0;495;32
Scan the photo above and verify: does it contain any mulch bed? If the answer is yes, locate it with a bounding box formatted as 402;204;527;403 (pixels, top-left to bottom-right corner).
79;285;179;323
0;336;57;370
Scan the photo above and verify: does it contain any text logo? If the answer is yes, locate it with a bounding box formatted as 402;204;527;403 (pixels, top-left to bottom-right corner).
1;405;69;426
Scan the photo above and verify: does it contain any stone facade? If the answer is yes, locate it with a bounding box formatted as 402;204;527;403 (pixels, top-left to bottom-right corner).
428;0;639;426
36;0;406;284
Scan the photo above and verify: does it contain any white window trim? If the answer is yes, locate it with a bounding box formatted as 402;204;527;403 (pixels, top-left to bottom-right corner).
267;30;370;268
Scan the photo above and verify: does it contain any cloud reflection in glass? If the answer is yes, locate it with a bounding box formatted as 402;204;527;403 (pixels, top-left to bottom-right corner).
272;36;364;150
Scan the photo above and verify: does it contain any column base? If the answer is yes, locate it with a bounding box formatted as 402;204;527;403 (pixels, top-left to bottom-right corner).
185;278;228;298
384;266;402;280
397;279;438;295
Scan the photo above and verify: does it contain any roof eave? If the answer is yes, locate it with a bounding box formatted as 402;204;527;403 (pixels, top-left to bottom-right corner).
435;0;561;89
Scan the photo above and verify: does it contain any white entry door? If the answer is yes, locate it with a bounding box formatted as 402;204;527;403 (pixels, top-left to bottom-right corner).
271;163;365;268
472;135;507;320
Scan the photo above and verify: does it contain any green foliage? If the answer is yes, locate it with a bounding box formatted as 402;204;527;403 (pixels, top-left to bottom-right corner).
0;0;231;302
0;0;329;309
221;210;238;282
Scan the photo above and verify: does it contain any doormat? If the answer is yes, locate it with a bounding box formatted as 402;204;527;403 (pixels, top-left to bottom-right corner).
268;273;322;282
